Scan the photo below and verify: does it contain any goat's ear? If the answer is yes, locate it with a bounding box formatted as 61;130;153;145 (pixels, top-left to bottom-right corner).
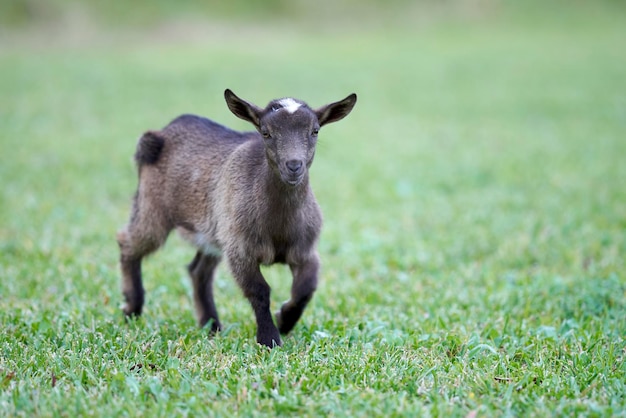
315;93;357;127
224;89;262;127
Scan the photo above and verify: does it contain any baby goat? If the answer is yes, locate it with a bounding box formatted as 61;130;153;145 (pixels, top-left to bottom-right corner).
117;89;357;347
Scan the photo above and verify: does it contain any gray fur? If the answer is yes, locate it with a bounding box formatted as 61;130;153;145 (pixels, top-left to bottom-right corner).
117;89;357;347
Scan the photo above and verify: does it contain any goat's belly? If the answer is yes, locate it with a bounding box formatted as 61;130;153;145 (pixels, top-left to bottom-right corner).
177;228;222;256
257;240;299;266
256;243;277;266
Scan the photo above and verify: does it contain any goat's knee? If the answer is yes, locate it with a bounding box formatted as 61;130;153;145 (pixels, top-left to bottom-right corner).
291;257;319;302
276;292;315;335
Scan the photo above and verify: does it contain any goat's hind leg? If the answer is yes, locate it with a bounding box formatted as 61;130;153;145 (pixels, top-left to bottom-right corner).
276;254;319;335
116;202;170;318
117;245;143;317
188;251;222;333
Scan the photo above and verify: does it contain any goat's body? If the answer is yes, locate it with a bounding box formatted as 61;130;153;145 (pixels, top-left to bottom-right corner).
118;115;323;346
117;90;355;348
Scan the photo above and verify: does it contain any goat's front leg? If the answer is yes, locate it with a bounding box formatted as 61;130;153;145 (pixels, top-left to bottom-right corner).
229;257;282;348
276;254;319;335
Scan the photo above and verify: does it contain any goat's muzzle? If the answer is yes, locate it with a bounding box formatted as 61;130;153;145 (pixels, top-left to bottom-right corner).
283;159;305;186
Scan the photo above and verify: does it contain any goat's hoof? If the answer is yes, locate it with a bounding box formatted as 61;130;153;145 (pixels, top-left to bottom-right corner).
258;338;282;349
202;319;222;335
257;331;282;348
121;303;142;319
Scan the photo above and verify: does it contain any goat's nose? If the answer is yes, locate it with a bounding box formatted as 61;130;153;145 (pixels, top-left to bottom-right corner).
286;160;303;174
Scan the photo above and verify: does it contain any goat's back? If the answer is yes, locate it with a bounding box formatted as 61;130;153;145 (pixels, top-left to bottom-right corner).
157;114;256;160
135;114;260;229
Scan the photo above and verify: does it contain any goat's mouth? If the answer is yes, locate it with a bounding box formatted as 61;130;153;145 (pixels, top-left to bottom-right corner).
282;173;305;186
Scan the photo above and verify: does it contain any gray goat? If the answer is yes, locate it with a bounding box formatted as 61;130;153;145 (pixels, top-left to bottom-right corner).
117;89;357;347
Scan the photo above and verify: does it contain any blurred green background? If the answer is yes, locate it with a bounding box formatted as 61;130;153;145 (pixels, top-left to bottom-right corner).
1;0;625;416
0;0;548;27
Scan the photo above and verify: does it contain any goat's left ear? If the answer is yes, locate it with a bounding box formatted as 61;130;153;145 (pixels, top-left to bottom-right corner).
225;89;263;128
315;93;357;127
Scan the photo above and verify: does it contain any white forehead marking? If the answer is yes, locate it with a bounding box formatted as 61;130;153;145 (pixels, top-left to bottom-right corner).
278;98;302;114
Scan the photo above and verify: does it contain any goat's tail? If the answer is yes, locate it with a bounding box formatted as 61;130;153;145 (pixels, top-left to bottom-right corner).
135;131;165;165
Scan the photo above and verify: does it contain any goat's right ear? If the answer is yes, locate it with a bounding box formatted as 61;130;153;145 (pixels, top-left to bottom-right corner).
224;89;262;128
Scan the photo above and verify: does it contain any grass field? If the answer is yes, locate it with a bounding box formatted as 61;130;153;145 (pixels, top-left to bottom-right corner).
1;1;625;416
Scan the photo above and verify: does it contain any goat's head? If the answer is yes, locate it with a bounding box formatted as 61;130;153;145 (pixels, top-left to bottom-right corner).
225;89;357;186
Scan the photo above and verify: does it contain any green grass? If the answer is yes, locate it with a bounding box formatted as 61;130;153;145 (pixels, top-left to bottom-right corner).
1;2;625;416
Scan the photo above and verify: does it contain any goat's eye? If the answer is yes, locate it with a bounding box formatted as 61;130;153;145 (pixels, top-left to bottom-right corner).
312;128;319;136
261;131;271;139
